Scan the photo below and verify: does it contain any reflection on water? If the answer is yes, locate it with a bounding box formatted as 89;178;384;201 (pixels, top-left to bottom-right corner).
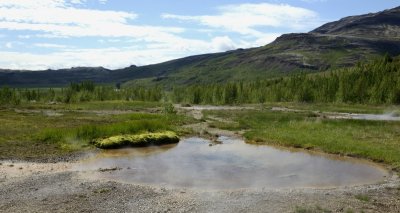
76;136;388;189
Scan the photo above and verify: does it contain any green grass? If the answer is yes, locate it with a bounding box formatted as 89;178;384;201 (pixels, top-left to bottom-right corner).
205;108;400;171
0;102;194;160
355;194;371;202
0;109;113;159
37;113;190;145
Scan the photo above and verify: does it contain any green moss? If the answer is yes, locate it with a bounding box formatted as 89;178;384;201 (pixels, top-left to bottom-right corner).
92;131;180;149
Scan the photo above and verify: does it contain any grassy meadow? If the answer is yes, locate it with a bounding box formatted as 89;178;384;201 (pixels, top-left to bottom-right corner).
0;101;194;160
0;98;399;170
204;105;400;171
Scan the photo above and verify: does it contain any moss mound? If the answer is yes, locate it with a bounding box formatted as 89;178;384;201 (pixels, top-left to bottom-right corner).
92;131;179;149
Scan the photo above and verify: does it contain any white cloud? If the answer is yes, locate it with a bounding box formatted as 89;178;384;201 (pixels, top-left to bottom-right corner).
0;0;201;69
34;43;69;48
253;33;284;46
0;0;184;42
301;0;328;3
17;35;31;39
0;34;250;70
69;0;85;4
0;4;137;25
4;41;24;49
0;0;65;9
0;1;322;70
5;42;12;48
211;36;236;51
162;3;320;37
0;48;190;70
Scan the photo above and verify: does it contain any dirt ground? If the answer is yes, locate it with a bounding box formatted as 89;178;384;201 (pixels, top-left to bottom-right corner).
1;106;400;213
1;161;399;213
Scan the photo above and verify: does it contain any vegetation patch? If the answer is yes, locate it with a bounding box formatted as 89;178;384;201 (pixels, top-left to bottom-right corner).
0;103;194;160
205;108;400;171
355;194;371;202
93;188;113;194
170;56;400;105
91;131;180;149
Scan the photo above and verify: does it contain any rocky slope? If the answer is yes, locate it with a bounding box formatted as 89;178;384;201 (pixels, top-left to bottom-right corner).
312;6;400;38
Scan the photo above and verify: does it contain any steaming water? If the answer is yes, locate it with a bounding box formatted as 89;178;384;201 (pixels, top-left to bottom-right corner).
326;112;400;121
76;136;388;189
349;113;400;121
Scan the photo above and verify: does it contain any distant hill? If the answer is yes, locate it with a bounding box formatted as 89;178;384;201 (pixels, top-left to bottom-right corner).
1;6;400;87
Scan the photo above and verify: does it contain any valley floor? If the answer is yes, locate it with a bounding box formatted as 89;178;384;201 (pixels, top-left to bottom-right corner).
0;101;400;212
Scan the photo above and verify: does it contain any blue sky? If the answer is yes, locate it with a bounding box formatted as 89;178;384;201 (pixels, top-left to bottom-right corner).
0;0;398;70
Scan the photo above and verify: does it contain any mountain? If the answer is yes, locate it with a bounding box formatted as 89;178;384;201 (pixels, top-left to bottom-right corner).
0;67;112;87
1;6;400;87
311;6;400;38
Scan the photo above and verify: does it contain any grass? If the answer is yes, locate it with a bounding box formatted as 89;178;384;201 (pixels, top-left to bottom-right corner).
37;114;190;147
38;118;169;142
355;194;371;202
0;109;110;159
92;131;179;149
204;108;400;171
93;188;112;194
0;102;194;160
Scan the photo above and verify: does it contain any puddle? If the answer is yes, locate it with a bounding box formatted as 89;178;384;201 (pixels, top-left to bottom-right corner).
76;136;388;189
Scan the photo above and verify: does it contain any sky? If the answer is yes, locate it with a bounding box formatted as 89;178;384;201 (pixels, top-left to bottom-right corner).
0;0;398;70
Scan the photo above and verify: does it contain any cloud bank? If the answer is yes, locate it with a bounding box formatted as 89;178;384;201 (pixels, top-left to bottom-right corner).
0;1;321;70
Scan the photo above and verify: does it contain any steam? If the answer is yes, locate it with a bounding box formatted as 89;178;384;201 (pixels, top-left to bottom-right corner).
350;111;400;121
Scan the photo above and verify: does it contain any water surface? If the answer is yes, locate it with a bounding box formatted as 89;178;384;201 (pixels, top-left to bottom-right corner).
77;136;388;189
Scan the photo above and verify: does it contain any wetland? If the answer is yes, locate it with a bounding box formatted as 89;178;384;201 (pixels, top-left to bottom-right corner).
0;101;399;212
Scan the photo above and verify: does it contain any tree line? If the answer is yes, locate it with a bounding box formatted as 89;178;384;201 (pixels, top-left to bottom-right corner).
170;55;400;105
0;81;163;105
1;55;399;105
